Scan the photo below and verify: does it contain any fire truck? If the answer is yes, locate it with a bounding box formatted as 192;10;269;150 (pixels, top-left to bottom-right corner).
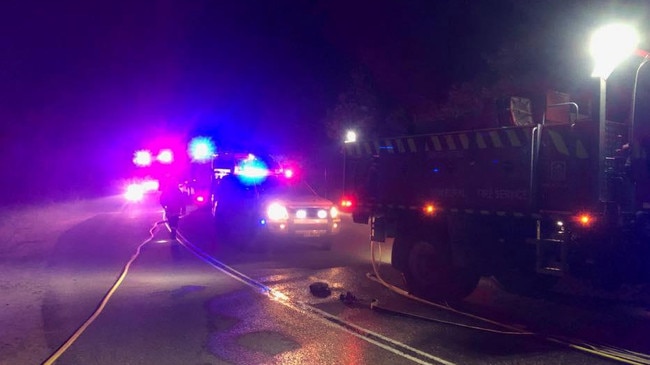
342;94;650;301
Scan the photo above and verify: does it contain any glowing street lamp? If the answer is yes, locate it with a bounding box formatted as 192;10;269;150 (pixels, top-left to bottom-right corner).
590;24;639;80
342;129;358;198
590;24;639;202
344;130;357;144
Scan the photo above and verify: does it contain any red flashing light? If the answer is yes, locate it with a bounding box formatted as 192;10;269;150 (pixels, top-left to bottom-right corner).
340;197;354;210
284;169;294;179
157;149;174;164
133;150;153;167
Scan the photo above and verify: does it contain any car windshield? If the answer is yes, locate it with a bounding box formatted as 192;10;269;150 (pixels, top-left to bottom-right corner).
257;178;316;197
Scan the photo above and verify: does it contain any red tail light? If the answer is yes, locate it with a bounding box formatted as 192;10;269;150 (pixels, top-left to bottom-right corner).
340;196;354;211
194;193;207;204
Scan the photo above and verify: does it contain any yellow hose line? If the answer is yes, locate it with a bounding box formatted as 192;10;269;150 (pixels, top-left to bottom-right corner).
41;221;165;365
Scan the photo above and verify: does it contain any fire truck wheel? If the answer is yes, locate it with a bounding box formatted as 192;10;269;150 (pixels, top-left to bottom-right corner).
405;240;479;302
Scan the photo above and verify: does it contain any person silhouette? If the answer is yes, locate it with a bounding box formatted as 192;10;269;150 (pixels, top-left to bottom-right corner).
159;179;186;239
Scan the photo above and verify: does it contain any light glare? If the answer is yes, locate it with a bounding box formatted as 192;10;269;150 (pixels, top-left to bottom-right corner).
330;206;339;218
189;136;215;162
133;150;152;167
345;130;357;143
235;158;269;185
590;24;639;79
423;203;436;215
142;179;159;191
125;183;145;202
267;202;289;221
157;149;174;164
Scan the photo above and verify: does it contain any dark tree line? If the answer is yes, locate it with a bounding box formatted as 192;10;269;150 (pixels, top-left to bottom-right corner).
323;0;650;140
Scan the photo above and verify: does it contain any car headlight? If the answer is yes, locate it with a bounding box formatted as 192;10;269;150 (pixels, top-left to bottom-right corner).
317;209;328;219
330;206;339;218
267;202;289;221
124;183;144;202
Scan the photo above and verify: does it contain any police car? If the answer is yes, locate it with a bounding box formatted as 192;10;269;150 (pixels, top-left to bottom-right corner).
211;153;341;250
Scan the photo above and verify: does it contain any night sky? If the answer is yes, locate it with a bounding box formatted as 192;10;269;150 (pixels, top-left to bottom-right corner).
1;0;650;203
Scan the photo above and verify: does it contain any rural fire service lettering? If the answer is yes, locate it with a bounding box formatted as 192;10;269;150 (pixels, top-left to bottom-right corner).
477;188;528;200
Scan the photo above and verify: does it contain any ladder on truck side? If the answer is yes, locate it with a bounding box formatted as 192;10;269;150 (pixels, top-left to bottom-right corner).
528;102;580;277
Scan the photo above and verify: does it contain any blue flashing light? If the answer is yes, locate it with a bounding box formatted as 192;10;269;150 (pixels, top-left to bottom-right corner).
189;136;215;162
433;167;440;173
234;157;269;185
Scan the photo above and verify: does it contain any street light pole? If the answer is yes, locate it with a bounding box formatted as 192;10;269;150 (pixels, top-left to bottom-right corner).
598;77;607;202
630;50;650;148
342;130;357;198
590;23;640;203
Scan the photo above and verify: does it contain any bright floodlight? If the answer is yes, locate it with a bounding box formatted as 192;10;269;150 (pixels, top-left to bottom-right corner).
344;130;357;143
188;136;215;162
133;150;152;167
590;23;639;80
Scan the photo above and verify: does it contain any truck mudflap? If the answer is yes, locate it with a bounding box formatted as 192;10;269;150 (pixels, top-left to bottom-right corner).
531;238;568;276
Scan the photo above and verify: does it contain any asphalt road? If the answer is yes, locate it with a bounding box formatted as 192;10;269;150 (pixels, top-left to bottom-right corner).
2;194;649;364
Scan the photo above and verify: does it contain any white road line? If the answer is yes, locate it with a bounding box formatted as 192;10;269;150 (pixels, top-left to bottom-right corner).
178;234;457;365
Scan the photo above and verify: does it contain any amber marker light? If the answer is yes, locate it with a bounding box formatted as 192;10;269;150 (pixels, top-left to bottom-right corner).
574;213;596;228
423;203;437;216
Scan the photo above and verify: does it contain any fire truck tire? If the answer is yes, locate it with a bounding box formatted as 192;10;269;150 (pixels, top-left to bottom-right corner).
405;239;480;302
493;270;558;296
